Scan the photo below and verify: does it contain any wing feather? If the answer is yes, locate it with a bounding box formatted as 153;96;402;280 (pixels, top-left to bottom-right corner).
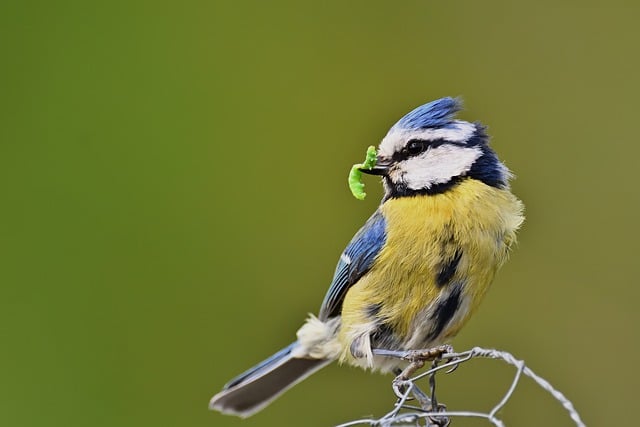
318;210;387;320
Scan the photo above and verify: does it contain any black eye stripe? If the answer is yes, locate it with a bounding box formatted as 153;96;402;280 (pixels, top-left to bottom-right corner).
394;138;454;161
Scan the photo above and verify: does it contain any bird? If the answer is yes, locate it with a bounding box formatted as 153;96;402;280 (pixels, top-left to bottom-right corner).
209;97;524;418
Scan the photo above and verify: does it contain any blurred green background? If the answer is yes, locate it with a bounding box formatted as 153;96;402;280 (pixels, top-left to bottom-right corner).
1;1;638;426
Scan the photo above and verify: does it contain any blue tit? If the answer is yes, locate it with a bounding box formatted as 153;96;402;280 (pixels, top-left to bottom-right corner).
210;97;524;418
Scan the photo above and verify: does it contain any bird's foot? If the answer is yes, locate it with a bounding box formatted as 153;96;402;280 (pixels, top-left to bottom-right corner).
373;344;455;364
383;345;456;383
402;344;454;364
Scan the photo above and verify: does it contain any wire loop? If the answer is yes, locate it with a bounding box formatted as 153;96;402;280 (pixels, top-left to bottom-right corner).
335;346;586;427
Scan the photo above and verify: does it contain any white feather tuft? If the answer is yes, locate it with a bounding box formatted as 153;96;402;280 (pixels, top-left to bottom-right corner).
294;315;341;360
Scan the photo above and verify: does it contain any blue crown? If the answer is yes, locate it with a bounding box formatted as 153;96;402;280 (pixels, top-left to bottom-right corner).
393;97;462;131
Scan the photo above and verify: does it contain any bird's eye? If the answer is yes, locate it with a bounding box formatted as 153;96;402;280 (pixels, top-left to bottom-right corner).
406;140;425;155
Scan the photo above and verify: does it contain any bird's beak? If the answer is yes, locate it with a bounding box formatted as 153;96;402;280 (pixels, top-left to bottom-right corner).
360;156;391;176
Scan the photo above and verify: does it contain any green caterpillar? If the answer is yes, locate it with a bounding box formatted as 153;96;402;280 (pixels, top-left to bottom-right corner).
348;145;377;200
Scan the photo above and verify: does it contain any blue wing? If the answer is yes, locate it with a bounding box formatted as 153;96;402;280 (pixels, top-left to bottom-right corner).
318;210;387;320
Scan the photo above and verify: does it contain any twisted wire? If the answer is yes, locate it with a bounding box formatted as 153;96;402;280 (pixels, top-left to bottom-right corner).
335;347;586;427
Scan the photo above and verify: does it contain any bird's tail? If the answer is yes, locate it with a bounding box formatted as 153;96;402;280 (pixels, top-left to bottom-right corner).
209;342;331;418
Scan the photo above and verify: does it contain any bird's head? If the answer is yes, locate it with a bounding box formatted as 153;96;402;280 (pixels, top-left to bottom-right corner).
362;97;511;199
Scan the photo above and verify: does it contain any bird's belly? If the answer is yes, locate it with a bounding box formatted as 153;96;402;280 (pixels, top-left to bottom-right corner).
337;181;521;371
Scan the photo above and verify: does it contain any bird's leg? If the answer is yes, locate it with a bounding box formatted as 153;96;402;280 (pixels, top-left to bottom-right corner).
390;357;425;401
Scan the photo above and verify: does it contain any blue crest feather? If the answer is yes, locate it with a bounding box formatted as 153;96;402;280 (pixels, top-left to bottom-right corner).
393;97;462;130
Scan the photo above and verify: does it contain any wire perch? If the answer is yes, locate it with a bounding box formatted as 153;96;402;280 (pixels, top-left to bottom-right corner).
335;346;586;427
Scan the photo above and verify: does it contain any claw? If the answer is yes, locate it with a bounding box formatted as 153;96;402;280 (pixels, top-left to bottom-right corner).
445;362;460;374
444;354;461;373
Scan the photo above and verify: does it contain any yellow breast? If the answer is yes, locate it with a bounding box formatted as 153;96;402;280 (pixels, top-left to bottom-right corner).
338;179;523;366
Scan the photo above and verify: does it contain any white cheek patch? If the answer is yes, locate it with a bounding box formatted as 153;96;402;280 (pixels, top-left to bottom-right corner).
378;121;476;158
401;145;483;190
